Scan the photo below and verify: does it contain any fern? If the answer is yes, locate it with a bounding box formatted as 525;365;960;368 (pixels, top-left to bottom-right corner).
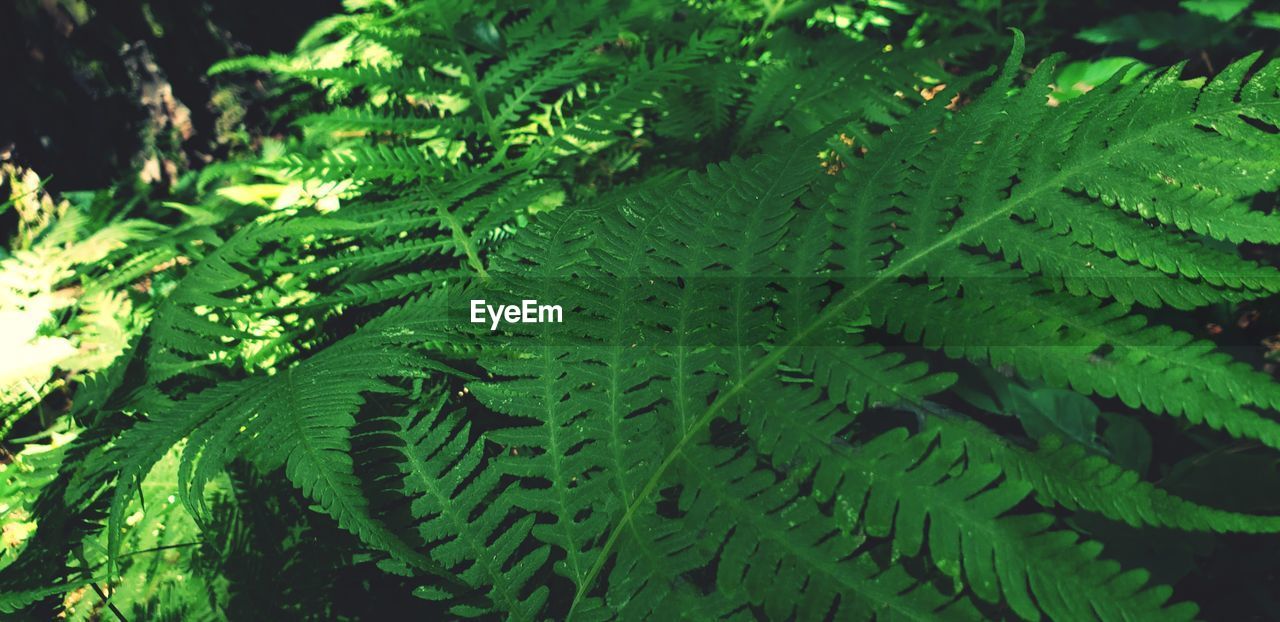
11;2;1280;620
449;32;1280;619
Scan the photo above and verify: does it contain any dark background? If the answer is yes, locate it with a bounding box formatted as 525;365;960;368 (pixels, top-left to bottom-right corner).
0;0;339;191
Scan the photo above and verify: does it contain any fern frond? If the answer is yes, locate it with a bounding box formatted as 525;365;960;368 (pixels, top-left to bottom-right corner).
109;293;465;586
754;397;1197;622
669;445;988;621
465;39;1280;618
383;392;548;618
867;261;1280;451
928;413;1280;533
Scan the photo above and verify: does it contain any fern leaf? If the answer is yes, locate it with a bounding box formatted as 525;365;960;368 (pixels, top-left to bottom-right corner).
387;393;548;618
928;413;1280;533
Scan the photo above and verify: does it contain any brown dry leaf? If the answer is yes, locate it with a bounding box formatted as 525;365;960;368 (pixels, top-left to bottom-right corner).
1264;335;1280;353
1;521;33;549
920;83;947;101
59;586;87;618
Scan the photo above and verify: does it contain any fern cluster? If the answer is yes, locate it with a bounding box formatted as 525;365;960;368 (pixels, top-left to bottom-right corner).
7;0;1280;619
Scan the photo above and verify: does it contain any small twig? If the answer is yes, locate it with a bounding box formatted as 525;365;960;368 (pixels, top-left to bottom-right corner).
86;580;128;622
121;542;201;558
72;549;128;622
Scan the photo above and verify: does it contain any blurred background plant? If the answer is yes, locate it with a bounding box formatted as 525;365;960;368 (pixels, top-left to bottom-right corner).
0;161;156;439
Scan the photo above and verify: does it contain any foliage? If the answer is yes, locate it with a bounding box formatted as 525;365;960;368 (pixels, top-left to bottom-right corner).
1077;0;1280;54
0;163;155;438
5;0;1280;619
